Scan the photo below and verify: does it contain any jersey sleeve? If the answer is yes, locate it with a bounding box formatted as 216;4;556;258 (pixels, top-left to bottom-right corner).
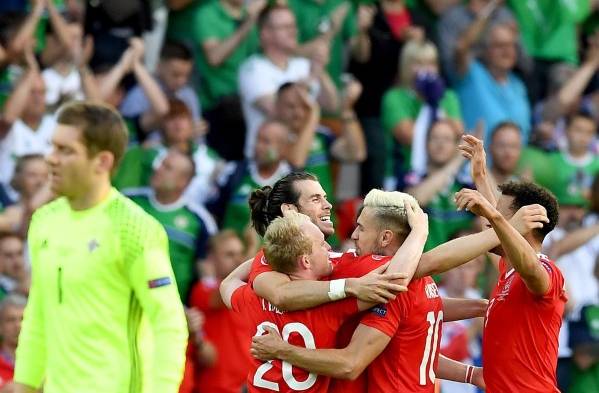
248;249;273;285
359;291;411;338
124;214;188;393
539;257;567;302
14;211;47;388
231;284;251;313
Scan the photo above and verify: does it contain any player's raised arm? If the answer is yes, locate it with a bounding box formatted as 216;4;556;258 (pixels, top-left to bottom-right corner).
459;132;498;206
251;323;390;380
126;219;188;393
14;214;46;392
455;187;551;295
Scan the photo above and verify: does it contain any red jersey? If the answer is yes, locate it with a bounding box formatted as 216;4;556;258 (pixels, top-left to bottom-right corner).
483;255;567;393
0;353;13;388
327;252;392;393
328;252;444;393
360;276;443;392
189;278;253;393
231;284;359;392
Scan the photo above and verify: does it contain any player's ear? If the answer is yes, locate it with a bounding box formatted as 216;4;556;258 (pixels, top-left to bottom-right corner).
94;151;115;174
281;203;299;215
298;254;310;270
380;230;393;247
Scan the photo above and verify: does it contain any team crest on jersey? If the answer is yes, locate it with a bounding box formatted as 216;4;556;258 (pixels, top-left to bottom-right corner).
424;282;440;299
260;255;268;266
174;215;189;229
497;274;515;301
370;304;387;317
88;239;99;252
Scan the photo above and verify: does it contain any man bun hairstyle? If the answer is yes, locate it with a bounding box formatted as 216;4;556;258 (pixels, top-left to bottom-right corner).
249;172;318;237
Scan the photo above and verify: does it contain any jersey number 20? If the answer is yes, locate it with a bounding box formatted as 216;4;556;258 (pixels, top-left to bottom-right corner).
254;322;317;391
419;311;443;385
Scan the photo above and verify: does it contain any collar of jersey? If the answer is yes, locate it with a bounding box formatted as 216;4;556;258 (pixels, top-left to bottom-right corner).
68;187;119;217
149;191;187;212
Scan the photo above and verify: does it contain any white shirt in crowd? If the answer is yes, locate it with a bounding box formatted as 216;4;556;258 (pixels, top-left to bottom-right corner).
238;54;317;158
0;115;56;185
42;67;84;107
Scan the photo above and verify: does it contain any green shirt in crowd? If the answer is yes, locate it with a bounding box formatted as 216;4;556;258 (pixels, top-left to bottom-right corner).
288;0;357;87
126;188;217;302
381;87;462;178
508;0;591;64
191;0;259;110
166;0;205;43
112;143;221;199
545;151;599;206
404;171;474;251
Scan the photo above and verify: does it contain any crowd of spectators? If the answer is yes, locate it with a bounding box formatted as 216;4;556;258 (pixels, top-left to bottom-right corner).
0;0;598;392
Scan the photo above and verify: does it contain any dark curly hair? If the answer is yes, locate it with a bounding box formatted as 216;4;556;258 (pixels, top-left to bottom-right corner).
249;172;318;236
498;181;559;241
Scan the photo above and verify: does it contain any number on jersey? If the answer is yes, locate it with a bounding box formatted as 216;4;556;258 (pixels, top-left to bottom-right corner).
253;322;318;391
419;311;443;385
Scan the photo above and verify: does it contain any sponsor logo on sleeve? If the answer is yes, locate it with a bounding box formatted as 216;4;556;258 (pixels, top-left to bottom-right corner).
148;277;172;289
370;304;387;317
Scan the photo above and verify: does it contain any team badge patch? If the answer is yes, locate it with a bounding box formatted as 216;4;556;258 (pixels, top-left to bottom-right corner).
148;277;172;289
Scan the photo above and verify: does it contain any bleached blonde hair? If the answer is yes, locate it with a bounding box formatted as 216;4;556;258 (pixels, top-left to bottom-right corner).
263;212;313;274
362;189;420;238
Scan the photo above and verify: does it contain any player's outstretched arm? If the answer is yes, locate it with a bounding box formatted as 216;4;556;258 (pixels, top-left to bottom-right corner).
442;298;488;322
14;216;46;391
416;228;499;277
253;268;406;312
220;260;253;309
251;324;390;380
128;222;188;393
437;355;484;389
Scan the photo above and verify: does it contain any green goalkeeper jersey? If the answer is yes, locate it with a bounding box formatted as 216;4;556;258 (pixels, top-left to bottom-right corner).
14;189;188;393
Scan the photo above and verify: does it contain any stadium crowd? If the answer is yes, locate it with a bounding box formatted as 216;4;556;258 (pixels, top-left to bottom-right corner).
0;0;598;392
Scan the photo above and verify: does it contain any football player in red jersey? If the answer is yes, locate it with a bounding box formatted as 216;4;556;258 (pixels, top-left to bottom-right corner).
250;189;488;392
455;184;565;392
220;210;428;392
457;134;565;392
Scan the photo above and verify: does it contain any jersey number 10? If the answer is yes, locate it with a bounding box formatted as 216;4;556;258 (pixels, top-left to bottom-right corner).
253;321;317;391
419;311;443;386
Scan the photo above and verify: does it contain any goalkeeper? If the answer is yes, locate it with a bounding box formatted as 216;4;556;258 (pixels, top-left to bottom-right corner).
14;102;188;393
